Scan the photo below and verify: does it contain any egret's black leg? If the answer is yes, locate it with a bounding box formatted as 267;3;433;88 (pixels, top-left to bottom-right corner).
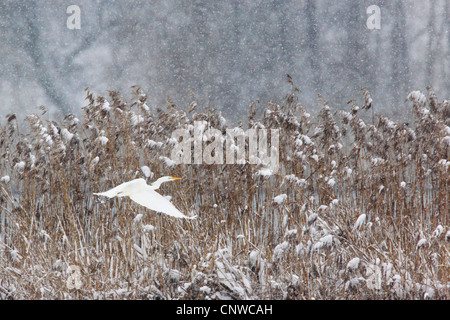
95;197;113;204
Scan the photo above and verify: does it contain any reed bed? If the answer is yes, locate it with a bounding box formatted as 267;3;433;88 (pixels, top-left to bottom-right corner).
0;85;448;300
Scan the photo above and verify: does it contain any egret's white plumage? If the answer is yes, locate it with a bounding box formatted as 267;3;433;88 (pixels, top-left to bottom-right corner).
94;177;196;219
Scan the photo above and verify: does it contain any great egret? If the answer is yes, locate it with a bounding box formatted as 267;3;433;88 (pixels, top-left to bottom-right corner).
94;177;197;219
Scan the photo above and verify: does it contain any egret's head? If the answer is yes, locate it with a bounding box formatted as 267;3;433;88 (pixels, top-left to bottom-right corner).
151;176;182;188
155;176;182;182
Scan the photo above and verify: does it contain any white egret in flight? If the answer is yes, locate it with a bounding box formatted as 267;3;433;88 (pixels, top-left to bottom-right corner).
94;177;197;219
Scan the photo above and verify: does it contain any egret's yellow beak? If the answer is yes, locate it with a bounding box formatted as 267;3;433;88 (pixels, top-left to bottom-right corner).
170;177;182;180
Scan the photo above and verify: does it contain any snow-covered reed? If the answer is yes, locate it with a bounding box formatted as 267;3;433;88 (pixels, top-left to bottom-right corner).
0;84;448;300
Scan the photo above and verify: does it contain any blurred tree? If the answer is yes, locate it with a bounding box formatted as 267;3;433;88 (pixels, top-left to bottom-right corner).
389;1;410;117
305;0;322;94
425;0;436;87
1;0;112;115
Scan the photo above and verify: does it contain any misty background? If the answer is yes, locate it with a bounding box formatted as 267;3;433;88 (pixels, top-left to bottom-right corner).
0;0;448;123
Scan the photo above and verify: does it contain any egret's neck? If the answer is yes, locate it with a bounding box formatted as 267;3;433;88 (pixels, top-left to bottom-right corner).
151;177;167;189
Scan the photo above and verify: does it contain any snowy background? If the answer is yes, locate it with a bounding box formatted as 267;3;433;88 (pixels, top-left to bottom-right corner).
0;0;448;122
0;1;449;300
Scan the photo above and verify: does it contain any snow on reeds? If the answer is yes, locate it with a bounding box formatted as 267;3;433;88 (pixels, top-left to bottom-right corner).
0;85;448;300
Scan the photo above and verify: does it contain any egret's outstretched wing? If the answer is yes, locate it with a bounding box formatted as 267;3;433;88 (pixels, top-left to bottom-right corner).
129;189;196;219
93;180;135;198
